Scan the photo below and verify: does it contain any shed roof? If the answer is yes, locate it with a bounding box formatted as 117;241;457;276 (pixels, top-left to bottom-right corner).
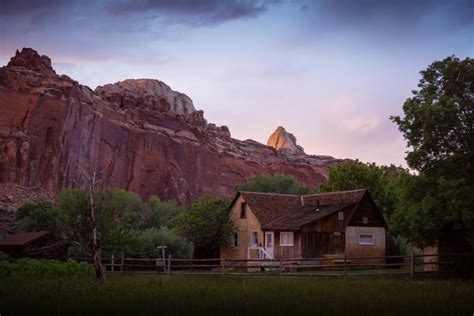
0;231;50;246
236;189;367;228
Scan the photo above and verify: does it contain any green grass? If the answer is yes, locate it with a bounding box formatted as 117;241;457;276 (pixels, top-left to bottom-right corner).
0;274;473;315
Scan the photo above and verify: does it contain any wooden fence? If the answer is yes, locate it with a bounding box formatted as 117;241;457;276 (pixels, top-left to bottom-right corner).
58;252;473;278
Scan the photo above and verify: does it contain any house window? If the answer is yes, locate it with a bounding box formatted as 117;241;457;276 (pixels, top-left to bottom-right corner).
251;231;259;248
362;216;368;224
230;232;239;249
359;234;374;245
240;202;246;218
280;232;294;246
338;211;344;220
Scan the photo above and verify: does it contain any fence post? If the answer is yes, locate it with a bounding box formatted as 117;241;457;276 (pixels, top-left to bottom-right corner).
120;252;124;274
221;255;226;274
410;249;415;279
111;254;115;272
343;254;347;277
279;258;283;275
167;255;172;275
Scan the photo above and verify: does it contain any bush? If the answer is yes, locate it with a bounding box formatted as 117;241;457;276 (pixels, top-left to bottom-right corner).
0;258;94;278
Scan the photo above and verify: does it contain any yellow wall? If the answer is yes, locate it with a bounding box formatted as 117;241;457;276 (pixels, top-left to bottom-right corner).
345;226;385;264
221;195;263;260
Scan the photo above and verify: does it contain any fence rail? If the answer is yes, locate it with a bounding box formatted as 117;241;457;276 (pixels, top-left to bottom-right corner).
33;252;473;278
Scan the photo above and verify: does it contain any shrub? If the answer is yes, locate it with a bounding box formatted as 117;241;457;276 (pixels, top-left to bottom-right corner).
0;258;94;278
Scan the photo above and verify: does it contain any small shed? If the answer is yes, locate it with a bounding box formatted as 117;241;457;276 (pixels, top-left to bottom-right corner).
0;231;68;259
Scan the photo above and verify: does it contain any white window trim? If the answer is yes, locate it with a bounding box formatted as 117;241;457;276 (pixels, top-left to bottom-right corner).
358;233;375;245
250;231;259;248
280;232;294;246
230;232;239;249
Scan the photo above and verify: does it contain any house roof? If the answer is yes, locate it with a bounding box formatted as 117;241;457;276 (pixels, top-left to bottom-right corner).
236;189;368;228
0;231;50;246
262;203;357;230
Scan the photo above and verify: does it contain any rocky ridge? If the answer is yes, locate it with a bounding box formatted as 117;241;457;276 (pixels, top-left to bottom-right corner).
0;48;345;206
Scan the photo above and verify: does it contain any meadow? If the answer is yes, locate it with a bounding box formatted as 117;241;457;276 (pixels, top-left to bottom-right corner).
1;274;473;316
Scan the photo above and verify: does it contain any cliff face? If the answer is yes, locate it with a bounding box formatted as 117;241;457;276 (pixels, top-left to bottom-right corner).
0;48;344;206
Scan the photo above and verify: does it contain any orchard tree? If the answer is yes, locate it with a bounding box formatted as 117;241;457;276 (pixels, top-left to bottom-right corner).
391;56;474;248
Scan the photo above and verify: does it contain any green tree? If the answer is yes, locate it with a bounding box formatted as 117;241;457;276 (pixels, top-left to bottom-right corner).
139;196;184;229
173;196;232;258
319;161;407;220
391;56;473;177
236;173;310;195
59;188;143;258
16;201;65;236
391;56;474;248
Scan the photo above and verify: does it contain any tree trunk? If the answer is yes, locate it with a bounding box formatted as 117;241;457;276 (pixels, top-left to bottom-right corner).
89;170;105;283
93;246;106;283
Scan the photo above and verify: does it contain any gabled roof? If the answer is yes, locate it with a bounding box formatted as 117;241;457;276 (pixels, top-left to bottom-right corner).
0;231;50;246
233;189;368;228
238;192;302;226
262;203;357;230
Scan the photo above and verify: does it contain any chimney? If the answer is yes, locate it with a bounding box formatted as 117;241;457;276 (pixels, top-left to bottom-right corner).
300;195;304;206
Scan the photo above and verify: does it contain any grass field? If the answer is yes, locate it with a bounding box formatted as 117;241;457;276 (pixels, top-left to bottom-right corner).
1;274;473;315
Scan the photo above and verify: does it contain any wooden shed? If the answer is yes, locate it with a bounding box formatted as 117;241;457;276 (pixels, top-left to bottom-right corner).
0;231;68;259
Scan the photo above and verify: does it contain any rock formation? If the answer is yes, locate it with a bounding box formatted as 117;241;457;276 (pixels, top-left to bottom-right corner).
0;48;345;206
267;126;305;154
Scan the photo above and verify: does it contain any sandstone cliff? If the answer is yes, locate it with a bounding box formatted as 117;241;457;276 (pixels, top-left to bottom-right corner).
267;126;305;154
0;48;344;206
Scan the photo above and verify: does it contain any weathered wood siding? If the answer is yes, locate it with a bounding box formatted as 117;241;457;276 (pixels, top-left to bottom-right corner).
273;231;301;259
220;195;263;260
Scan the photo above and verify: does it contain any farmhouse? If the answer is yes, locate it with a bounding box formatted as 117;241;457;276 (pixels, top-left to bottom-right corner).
221;189;387;264
0;231;68;259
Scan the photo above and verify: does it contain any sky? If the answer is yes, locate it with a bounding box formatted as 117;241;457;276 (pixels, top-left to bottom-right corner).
1;0;473;167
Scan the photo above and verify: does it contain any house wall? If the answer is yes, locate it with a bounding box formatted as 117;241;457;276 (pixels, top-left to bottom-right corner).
274;231;301;259
345;226;385;264
221;195;263;260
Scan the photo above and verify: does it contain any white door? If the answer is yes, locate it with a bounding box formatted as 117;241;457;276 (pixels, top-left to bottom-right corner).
265;232;274;259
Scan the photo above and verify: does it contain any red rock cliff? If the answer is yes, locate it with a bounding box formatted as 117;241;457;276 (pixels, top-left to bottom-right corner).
0;48;345;206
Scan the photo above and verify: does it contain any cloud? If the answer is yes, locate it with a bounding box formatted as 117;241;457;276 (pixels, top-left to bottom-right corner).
299;0;473;32
104;0;275;26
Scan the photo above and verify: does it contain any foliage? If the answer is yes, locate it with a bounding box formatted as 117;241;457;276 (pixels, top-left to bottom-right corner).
236;173;310;195
390;56;473;176
319;161;408;220
139;196;185;230
173;196;232;253
59;188;142;254
130;227;192;259
16;201;65;236
391;56;474;248
0;258;93;278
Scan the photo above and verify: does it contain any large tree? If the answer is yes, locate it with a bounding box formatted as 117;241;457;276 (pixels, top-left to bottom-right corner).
319;161;407;220
173;196;232;258
236;173;310;195
391;56;474;248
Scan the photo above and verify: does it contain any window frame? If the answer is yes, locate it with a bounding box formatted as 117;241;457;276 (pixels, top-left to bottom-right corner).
230;232;239;249
279;231;294;246
358;233;375;245
362;216;369;224
338;211;344;221
250;231;259;248
240;202;247;219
